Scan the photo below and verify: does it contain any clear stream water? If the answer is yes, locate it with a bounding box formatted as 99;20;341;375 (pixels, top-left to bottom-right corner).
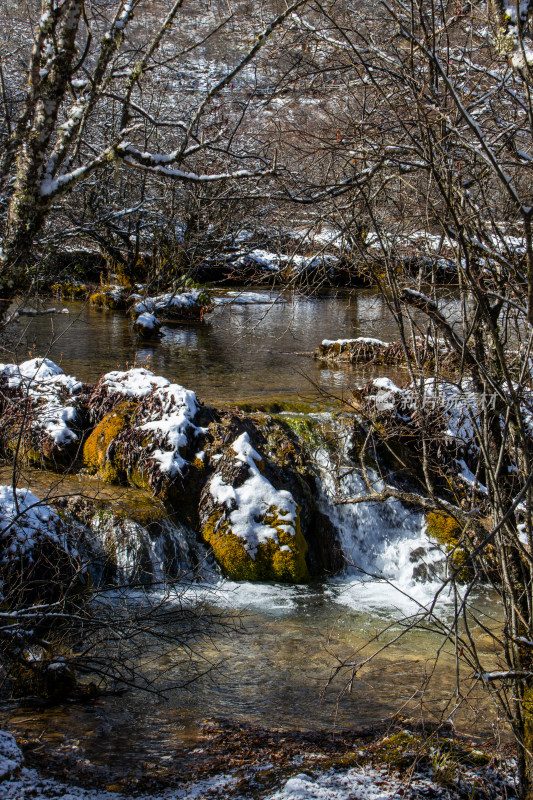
11;289;407;406
0;289;499;764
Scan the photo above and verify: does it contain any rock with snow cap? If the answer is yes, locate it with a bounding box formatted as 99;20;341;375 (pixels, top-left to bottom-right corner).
199;430;310;583
352;376;486;500
89;284;130;310
84;368;205;503
133;311;162;339
133;288;213;323
0;358;86;468
315;336;454;369
0;485;85;605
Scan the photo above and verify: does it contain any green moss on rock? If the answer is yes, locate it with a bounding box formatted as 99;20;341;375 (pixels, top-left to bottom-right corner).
83;401;137;482
201;506;309;583
374;732;424;769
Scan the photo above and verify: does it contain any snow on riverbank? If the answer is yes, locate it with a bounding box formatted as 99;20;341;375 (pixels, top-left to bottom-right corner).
0;733;516;800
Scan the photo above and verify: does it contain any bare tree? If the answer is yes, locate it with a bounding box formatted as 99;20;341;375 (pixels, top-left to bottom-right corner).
288;1;533;797
0;0;311;311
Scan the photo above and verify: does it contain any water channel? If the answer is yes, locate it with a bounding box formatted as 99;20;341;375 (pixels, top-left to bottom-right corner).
0;289;500;766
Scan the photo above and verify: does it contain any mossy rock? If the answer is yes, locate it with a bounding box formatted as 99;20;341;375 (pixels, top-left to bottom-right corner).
102;495;167;529
89;286;128;310
202;506;309;583
133;315;162;339
50;281;89;300
426;512;469;581
83;401;137;482
4;428;80;472
374;732;424;769
280;414;327;451
199;426;310;583
201;410;343;577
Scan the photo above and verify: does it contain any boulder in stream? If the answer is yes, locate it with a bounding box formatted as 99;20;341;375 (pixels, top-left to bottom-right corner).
133;311;162;339
89;284;130;310
200;431;309;582
84;368;205;506
315;336;454;369
0;484;86;605
0;358;86;469
133;289;213;324
199;412;343;582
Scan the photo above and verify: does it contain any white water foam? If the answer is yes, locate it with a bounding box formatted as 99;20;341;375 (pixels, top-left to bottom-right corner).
314;419;451;615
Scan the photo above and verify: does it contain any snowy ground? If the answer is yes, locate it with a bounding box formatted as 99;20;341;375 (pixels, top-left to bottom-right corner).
0;728;517;799
0;762;513;800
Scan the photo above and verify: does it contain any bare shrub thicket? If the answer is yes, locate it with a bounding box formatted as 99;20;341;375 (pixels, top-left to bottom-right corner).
286;2;533;797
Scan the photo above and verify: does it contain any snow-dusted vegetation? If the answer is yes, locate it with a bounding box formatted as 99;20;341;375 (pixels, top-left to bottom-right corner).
2;0;533;797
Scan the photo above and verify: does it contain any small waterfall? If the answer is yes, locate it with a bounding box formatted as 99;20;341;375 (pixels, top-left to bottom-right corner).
312;416;448;607
152;518;218;582
89;514;218;587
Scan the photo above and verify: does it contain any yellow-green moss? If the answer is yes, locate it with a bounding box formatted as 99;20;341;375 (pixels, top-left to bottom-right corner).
426;512;461;547
5;439;42;467
89;286;127;310
281;415;325;450
426;512;469;581
128;463;153;493
103;495;167;528
202;506;309;583
51;281;89;300
374;732;424;768
83;402;136;482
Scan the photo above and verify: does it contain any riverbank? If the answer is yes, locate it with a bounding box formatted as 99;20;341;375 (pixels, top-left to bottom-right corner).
0;719;517;799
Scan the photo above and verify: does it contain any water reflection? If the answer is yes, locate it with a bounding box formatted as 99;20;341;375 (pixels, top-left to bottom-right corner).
11;290;409;405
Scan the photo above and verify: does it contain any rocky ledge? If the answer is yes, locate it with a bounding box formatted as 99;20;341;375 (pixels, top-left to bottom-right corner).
0;359;341;588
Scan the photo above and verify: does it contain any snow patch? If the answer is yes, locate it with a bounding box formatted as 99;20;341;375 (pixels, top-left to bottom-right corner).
209;433;298;558
101;368;170;399
0;731;23;780
0;359;82;446
0;486;71;565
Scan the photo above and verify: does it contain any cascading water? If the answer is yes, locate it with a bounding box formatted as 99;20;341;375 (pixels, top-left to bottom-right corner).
311;415;450;611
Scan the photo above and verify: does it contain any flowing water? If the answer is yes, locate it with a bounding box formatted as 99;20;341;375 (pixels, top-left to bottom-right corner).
0;289;501;764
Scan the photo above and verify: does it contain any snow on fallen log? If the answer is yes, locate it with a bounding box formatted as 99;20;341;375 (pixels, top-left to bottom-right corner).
315;336;454;368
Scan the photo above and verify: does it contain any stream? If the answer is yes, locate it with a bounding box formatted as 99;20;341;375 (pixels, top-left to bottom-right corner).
0;288;500;768
11;289;407;406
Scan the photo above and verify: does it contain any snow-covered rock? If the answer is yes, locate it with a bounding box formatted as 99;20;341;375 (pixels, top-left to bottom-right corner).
133;289;213;322
0;358;84;467
84;369;204;496
0;731;23;781
315;336;453;368
133;312;162;338
200;431;309;583
89;284;130;310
